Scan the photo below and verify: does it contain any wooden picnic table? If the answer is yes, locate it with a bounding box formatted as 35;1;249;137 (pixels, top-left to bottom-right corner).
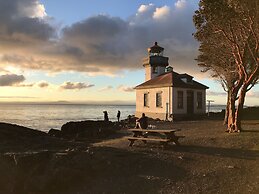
126;128;184;147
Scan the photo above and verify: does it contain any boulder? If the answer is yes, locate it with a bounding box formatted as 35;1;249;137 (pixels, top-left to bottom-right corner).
48;128;62;137
61;120;121;139
0;122;47;141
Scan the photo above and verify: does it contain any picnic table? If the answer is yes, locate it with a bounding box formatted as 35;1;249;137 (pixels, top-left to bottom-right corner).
126;128;184;147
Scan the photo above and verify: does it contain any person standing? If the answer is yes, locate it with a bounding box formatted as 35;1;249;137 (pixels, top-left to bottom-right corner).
117;110;121;122
103;111;109;122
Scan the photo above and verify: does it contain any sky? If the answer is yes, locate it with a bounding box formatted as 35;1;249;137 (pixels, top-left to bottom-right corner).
0;0;258;105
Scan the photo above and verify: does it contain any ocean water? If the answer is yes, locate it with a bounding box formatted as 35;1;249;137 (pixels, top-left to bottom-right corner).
0;103;226;132
0;104;136;132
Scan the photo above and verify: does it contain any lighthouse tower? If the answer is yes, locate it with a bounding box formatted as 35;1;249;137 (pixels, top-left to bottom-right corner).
143;42;169;81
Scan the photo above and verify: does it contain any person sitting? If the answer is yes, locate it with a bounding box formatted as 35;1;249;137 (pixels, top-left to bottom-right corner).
135;113;148;129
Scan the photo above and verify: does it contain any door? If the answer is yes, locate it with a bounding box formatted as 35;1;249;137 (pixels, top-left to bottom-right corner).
187;91;194;114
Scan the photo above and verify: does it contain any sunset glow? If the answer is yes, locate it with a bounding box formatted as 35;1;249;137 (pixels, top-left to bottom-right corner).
0;0;258;105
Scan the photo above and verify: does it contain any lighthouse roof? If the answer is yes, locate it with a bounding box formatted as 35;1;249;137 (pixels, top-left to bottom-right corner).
135;71;209;90
148;42;164;54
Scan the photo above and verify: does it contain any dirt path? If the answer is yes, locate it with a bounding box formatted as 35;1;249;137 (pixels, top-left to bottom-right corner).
92;120;259;194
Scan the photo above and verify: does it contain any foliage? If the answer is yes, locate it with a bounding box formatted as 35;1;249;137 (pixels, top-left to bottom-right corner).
193;0;259;132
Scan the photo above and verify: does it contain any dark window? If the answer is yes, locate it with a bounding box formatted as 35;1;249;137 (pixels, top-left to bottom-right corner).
144;93;149;107
152;66;158;73
197;92;203;109
177;91;183;109
156;92;162;107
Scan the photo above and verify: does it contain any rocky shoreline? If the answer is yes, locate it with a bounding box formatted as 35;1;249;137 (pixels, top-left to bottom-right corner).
0;107;258;194
0;121;124;194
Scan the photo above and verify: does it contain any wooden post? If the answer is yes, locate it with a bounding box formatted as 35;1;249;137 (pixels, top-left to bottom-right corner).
207;100;214;117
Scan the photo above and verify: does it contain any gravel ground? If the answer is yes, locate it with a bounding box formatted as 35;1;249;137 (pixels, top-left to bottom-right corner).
0;120;258;194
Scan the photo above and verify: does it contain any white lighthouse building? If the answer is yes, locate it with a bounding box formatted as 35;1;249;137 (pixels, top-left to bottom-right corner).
135;42;209;120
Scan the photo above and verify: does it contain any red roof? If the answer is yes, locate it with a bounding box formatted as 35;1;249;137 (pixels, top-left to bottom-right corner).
135;71;209;90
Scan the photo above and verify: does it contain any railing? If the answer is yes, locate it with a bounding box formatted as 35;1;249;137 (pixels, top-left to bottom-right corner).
142;56;169;66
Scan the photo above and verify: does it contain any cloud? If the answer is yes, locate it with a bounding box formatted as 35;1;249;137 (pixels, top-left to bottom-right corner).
0;74;25;86
207;91;226;96
117;85;135;92
138;4;154;14
153;6;170;20
37;81;49;88
60;82;95;90
98;85;113;92
175;0;187;9
247;91;259;98
0;0;202;76
18;83;34;87
0;68;9;74
135;4;155;22
0;0;55;43
19;0;47;18
0;96;38;99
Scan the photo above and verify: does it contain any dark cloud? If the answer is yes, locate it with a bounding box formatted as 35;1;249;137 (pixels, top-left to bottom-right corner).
0;0;55;43
57;2;199;74
0;0;202;76
60;82;95;90
62;15;127;43
0;74;25;86
37;81;49;88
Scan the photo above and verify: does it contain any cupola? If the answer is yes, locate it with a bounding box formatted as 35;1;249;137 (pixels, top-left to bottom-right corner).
143;42;169;81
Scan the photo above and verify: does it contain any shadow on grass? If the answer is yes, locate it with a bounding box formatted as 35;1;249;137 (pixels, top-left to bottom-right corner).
242;130;259;133
241;125;259;133
169;145;259;160
0;146;187;194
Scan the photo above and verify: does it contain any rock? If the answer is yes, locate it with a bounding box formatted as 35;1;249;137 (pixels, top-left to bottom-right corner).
61;120;121;139
0;122;47;141
48;128;61;137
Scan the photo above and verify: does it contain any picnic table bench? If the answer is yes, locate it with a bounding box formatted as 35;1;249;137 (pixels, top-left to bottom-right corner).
126;128;184;147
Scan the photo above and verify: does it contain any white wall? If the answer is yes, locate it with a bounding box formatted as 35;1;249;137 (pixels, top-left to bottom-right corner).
144;66;151;81
172;88;206;114
136;87;170;120
136;87;206;120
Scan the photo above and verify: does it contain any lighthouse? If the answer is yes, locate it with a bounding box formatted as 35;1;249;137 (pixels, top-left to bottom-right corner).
143;42;169;81
135;42;209;120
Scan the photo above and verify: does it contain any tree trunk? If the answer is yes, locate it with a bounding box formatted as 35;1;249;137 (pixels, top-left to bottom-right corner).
234;87;246;132
223;90;230;125
227;95;236;132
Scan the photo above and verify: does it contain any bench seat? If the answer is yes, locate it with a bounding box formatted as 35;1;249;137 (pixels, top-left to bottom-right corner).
126;136;170;142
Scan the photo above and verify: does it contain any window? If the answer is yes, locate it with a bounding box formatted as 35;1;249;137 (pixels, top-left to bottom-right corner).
156;92;162;107
177;91;183;109
144;93;149;107
197;92;203;109
152;66;158;73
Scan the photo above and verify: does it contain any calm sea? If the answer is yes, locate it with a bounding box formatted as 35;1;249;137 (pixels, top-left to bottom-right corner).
0;103;226;132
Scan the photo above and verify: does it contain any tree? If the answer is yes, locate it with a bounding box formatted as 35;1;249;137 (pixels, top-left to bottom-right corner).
195;27;239;126
193;0;259;132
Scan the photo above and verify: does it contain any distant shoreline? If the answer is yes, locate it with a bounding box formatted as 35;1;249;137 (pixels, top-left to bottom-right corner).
0;102;136;106
0;102;258;108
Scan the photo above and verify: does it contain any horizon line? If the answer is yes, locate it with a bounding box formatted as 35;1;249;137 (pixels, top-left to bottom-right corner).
0;101;136;106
